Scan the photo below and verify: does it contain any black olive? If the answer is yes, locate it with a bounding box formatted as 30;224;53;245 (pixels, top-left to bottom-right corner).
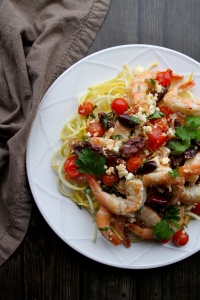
146;191;169;208
135;161;157;175
118;114;139;128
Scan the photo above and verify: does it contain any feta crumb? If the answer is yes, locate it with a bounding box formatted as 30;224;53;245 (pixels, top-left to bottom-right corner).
168;128;176;138
160;157;170;165
155;83;163;93
106;167;115;175
86;132;91;137
142;125;152;134
116;164;129;178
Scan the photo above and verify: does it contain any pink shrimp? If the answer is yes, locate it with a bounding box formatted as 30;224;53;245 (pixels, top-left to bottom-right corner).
126;223;154;240
97;205;122;246
86;174;146;217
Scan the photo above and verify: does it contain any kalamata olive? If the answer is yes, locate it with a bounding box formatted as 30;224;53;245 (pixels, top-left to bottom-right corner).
184;147;198;160
120;138;146;158
118;114;139;128
106;153;121;167
98;112;115;129
169;154;184;169
72;141;92;154
135;161;157;175
146;191;169;209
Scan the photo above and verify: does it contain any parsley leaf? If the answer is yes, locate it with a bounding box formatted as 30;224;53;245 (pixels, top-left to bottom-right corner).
148;110;165;119
75;147;106;176
111;134;123;140
153;220;174;241
150;78;156;86
153;205;180;240
168;167;180;178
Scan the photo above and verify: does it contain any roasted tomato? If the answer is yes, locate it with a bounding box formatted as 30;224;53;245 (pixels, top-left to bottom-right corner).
78;101;93;116
156;69;172;87
126;155;143;173
102;173;119;186
111;98;129;115
64;156;82;178
86;122;105;137
172;230;189;247
159;106;173;121
146;126;168;151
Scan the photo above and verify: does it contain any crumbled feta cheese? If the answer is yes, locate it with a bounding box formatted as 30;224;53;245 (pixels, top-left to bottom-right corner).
155;82;163;93
85;132;91;137
146;93;157;115
142;125;152;134
106;167;115;175
116;164;129;178
168;127;175;138
104;139;115;151
113;141;123;154
160;157;170;165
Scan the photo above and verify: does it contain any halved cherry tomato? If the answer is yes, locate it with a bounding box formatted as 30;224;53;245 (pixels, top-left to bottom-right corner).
126;155;143;173
172;230;189;247
64;156;82;178
146;126;167;152
191;203;200;215
149;117;168;131
159;106;173;121
78;101;93;116
111;98;128;115
86;122;105;137
102;173;119;186
156;69;172;87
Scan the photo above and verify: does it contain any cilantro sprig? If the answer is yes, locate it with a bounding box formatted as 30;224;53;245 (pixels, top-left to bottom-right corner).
167;116;200;155
168;167;180;178
75;147;106;176
153;205;180;240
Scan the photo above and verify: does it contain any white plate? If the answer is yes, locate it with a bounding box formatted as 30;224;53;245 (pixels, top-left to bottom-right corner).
26;44;200;269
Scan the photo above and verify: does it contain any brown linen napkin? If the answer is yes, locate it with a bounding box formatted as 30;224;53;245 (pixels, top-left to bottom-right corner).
0;0;110;265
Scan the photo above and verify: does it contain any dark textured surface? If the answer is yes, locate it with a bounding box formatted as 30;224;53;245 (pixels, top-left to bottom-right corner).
1;0;200;299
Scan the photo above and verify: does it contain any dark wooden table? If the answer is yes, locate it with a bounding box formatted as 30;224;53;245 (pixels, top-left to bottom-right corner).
1;0;200;299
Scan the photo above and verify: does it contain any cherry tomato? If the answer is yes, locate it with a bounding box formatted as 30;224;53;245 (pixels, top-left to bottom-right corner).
64;156;82;178
159;106;173;121
160;238;171;244
126;155;143;173
78;101;93;116
156;69;172;87
86;122;105;137
172;230;189;247
102;173;119;186
146;126;167;152
191;203;200;215
150;117;168;131
111;98;128;115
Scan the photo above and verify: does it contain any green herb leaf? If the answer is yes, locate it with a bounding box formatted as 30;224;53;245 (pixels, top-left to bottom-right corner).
75;147;106;176
150;78;156;86
99;227;109;231
111;134;123;140
153;205;180;240
167;140;189;155
168;167;180;178
148;110;165;119
153;220;174;240
186;115;200;129
130;116;140;124
84;186;91;194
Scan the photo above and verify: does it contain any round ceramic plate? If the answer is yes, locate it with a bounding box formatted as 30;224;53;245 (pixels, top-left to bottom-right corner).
26;44;200;269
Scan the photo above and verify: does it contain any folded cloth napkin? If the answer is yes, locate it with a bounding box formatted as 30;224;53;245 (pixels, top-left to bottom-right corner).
0;0;110;265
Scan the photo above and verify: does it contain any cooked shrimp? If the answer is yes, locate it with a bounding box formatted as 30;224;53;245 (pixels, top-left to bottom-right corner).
97;205;122;246
86;174;146;217
126;223;154;240
163;80;200;116
179;152;200;185
179;184;200;204
113;215;131;248
127;71;156;113
136;205;161;228
142;171;185;187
